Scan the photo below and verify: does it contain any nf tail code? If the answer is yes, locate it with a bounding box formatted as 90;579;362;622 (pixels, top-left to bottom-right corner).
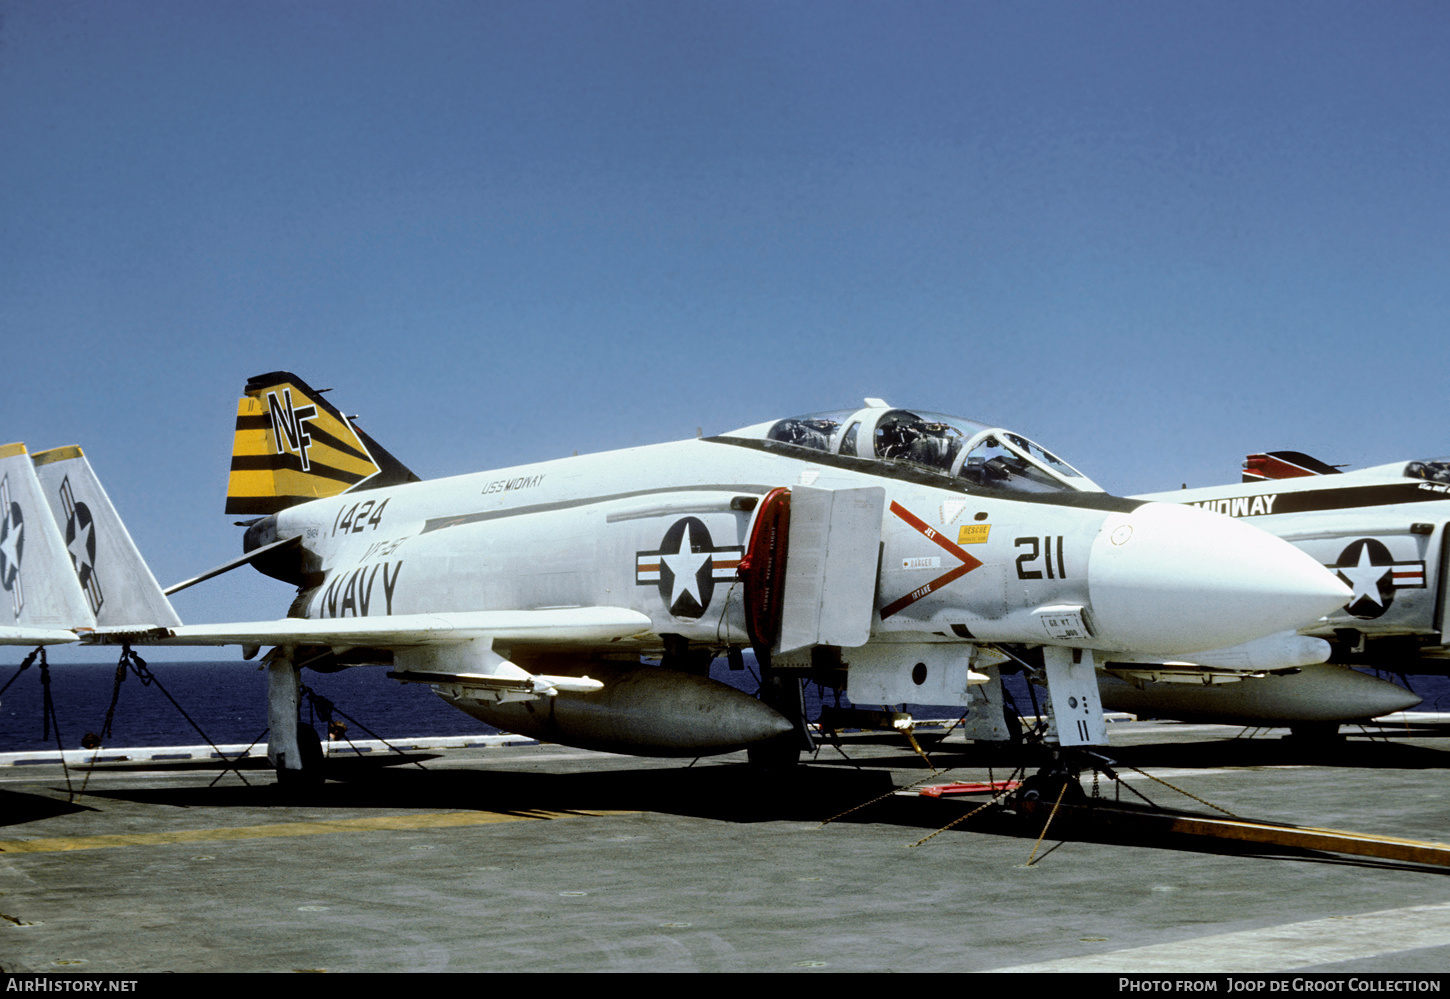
225;371;417;516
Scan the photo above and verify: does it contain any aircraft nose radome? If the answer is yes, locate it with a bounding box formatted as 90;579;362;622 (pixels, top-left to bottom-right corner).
1087;502;1351;656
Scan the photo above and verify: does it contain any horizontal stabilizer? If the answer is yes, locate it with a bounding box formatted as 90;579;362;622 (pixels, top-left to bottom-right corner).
0;625;83;646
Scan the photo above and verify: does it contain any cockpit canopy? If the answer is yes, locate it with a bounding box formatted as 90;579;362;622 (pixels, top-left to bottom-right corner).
1405;460;1450;483
723;399;1103;494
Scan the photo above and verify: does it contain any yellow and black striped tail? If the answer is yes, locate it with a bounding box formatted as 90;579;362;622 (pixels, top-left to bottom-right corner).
225;371;419;516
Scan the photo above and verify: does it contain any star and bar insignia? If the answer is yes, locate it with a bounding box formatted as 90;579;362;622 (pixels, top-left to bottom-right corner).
1330;538;1425;620
636;517;742;619
59;476;102;614
0;477;24;616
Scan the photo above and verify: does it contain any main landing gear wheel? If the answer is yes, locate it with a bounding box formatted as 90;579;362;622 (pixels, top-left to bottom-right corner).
1016;766;1087;806
750;662;810;772
275;723;326;788
747;733;801;771
1286;722;1345;744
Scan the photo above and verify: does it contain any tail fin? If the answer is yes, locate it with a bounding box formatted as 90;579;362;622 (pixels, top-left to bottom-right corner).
0;443;95;638
31;446;182;629
1242;451;1343;483
225;371;419;516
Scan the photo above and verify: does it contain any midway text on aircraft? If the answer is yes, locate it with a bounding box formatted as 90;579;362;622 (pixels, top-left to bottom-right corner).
1094;452;1450;732
54;373;1349;781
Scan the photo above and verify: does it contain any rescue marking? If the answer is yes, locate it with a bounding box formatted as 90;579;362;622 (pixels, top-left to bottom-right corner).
880;501;983;619
957;524;990;544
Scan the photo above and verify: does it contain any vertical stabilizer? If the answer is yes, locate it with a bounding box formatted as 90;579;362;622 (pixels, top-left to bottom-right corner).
31;446;182;629
1242;451;1342;483
225;371;418;515
0;443;95;635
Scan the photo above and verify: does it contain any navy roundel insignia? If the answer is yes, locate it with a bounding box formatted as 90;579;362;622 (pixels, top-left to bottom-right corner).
1331;538;1425;620
56;476;103;614
635;517;743;619
0;499;22;593
65;500;97;589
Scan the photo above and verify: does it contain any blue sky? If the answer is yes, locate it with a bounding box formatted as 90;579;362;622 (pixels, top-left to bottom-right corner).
3;0;1448;650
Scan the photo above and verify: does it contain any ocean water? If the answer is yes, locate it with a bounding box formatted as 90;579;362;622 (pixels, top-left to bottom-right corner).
1;652;1446;755
0;657;488;754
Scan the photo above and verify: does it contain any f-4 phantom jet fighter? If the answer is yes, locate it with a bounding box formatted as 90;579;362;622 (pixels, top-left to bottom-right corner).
1101;451;1450;734
87;373;1349;781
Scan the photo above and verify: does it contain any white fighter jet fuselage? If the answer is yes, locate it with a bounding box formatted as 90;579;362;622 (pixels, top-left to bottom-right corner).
185;378;1344;763
254;433;1342;660
69;375;1349;770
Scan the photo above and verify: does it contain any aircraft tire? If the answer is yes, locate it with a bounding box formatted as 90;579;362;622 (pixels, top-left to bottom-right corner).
752;666;809;770
1286;722;1345;744
746;734;800;771
276;724;326;787
1017;768;1087;806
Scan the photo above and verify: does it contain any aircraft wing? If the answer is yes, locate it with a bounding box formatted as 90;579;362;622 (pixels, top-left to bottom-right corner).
84;606;654;649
